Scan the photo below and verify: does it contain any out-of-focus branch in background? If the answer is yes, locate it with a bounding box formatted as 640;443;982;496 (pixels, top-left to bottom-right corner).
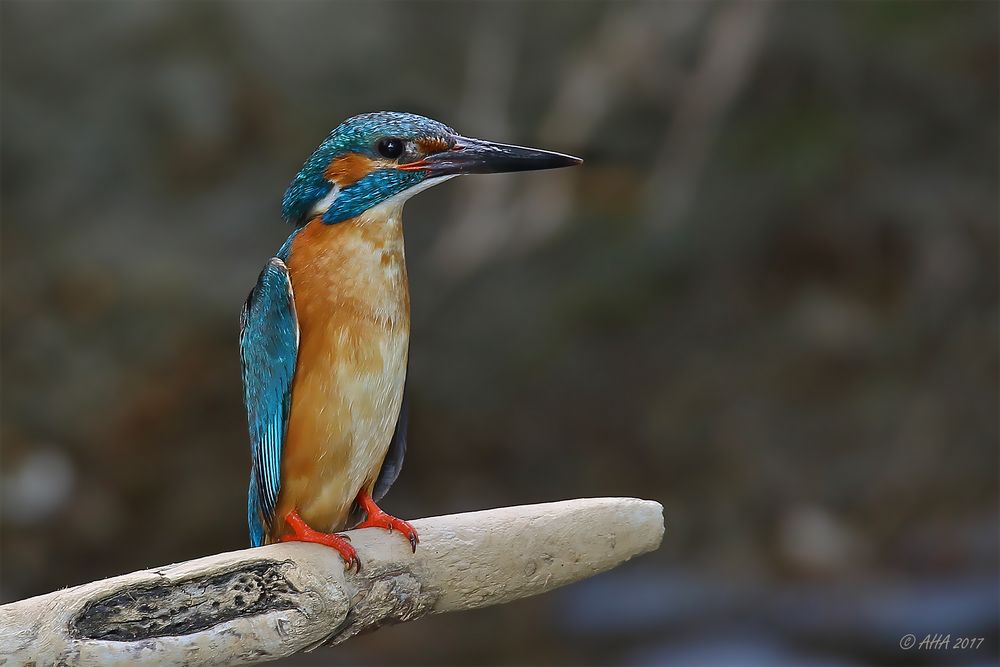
643;0;774;231
431;3;704;280
430;2;521;279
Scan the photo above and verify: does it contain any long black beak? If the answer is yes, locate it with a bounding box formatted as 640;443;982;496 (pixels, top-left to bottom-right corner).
409;136;582;176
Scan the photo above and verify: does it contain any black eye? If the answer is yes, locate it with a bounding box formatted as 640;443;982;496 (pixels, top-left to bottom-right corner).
377;137;405;160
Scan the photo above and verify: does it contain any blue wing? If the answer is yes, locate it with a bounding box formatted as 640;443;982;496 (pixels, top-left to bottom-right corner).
240;258;298;547
373;372;408;502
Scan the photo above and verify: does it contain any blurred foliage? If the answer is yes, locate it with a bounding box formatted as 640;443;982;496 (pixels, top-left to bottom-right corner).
1;1;997;665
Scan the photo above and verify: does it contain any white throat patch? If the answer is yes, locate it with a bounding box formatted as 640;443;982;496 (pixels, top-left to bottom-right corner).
309;183;342;218
309;174;458;220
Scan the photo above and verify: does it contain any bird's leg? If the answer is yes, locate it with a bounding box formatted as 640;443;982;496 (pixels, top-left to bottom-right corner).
280;509;361;572
354;489;419;552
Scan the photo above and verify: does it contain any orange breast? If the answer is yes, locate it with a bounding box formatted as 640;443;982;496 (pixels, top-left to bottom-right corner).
270;210;410;540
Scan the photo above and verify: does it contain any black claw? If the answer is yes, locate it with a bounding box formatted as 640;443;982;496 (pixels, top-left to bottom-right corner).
409;535;418;552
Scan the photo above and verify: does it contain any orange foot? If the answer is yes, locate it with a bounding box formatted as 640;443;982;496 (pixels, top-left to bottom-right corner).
355;489;419;552
280;509;361;572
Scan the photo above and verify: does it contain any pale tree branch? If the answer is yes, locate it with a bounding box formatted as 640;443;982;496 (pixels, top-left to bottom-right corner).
0;497;664;667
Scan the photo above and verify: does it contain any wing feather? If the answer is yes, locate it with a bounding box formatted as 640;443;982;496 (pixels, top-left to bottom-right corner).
240;258;298;547
373;374;408;502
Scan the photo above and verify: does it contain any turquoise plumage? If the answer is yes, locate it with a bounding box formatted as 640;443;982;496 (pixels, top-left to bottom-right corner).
239;258;298;547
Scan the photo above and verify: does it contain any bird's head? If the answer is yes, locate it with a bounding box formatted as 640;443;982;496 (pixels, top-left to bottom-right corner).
281;111;581;225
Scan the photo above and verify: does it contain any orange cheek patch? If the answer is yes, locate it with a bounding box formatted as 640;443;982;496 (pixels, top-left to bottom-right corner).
416;136;453;154
324;153;379;187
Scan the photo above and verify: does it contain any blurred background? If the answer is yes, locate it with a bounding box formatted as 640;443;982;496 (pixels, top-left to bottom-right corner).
2;1;997;665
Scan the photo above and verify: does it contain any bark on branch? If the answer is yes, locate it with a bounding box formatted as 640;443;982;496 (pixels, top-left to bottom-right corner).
0;497;664;666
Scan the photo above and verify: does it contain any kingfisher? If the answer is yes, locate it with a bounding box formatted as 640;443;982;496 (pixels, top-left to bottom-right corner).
239;111;581;570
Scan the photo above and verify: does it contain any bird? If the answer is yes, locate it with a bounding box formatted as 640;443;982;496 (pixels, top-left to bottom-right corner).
239;111;581;571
